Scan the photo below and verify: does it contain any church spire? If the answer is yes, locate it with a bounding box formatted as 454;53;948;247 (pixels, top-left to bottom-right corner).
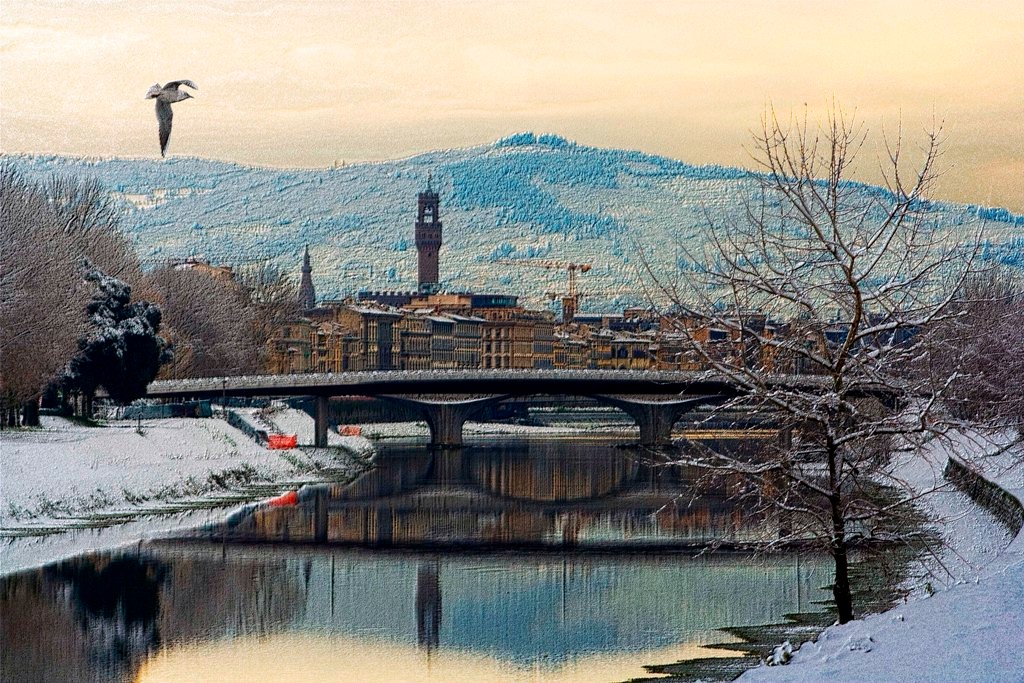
298;245;316;311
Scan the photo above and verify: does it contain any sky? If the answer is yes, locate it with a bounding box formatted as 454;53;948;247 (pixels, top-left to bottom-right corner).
2;0;1022;211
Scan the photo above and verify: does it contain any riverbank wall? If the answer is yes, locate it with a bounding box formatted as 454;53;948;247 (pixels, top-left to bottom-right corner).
944;454;1024;536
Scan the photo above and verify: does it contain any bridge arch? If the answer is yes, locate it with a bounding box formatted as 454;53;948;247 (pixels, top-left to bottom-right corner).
590;395;730;448
375;395;512;448
368;392;728;450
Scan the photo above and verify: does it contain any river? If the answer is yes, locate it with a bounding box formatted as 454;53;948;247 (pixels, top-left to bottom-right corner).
1;435;831;682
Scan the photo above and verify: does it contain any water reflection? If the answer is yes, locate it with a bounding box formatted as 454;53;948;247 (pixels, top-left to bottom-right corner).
1;437;827;683
202;438;774;548
2;547;828;683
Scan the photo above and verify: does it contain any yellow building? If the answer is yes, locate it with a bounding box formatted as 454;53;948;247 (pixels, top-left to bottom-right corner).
266;320;313;374
610;336;652;370
553;336;589;369
311;321;361;372
313;304;403;371
532;316;555;369
396;314;432;370
649;332;702;370
450;314;484;368
480;318;514;369
426;316;457;370
589;330;614;369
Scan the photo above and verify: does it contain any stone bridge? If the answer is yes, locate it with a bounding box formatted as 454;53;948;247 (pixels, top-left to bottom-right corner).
142;369;850;449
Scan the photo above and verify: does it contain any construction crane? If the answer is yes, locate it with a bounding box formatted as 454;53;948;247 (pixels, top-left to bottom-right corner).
496;259;592;322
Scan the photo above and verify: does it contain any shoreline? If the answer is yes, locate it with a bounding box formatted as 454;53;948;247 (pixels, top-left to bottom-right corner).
3;416;1021;682
0;411;633;574
733;430;1024;683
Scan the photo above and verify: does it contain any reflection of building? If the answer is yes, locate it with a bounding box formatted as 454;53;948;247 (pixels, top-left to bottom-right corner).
415;563;441;650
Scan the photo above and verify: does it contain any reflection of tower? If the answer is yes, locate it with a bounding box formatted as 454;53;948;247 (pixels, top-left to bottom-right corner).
298;245;316;311
415;562;441;650
414;176;442;295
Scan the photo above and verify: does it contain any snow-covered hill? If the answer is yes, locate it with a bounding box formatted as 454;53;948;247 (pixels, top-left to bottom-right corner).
6;133;1022;312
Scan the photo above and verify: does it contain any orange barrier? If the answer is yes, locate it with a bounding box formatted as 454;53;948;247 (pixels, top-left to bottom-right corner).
267;433;297;449
266;490;298;507
338;425;362;436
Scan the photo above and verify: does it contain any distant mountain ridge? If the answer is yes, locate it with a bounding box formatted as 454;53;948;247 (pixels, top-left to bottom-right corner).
6;133;1022;312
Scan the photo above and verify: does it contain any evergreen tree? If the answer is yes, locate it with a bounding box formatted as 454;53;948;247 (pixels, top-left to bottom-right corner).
64;266;168;404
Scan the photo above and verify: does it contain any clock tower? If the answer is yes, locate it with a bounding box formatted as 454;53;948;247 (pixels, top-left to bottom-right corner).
415;175;442;294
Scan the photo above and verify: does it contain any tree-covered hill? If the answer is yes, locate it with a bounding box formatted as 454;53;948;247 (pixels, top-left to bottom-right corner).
6;134;1021;312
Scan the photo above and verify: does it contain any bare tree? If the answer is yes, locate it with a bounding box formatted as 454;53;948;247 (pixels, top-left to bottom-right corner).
237;264;302;371
145;262;302;379
1;169;87;422
645;107;976;623
43;174;142;285
0;168;144;424
924;269;1024;425
146;266;259;378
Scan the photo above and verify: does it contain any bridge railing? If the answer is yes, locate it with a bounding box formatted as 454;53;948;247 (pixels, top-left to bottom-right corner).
141;368;894;400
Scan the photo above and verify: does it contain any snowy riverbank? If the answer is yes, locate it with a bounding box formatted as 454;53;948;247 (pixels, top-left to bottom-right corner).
737;431;1024;683
0;409;627;574
0;411;372;574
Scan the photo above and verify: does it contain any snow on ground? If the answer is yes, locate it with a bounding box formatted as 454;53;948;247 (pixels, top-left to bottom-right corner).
1;416;296;522
229;404;373;453
1;508;229;576
0;413;371;574
738;431;1024;683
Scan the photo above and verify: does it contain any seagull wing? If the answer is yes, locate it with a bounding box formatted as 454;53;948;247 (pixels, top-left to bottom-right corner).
156;99;173;157
164;80;198;91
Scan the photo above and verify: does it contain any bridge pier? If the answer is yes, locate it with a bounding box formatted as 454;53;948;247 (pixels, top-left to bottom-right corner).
595;396;723;448
378;395;510;449
424;404;470;448
314;395;330;447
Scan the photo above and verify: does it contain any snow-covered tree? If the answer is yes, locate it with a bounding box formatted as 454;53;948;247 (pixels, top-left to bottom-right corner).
64;266;167;406
645;107;976;624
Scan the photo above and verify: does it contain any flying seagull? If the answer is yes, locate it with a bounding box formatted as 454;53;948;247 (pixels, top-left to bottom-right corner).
145;80;197;157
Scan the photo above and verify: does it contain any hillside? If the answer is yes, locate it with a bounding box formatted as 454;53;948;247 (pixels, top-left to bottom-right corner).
6;134;1022;312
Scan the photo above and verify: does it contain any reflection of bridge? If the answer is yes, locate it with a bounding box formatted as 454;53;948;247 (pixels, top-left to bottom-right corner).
210;443;769;549
144;370;839;448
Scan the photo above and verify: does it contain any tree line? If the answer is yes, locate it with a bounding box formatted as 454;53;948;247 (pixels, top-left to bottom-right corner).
0;167;299;426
